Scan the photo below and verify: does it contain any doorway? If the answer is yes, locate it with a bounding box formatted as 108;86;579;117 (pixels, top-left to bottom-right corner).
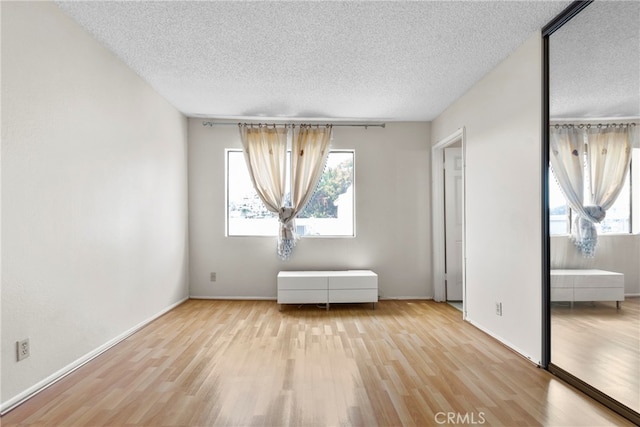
444;146;463;302
432;128;466;316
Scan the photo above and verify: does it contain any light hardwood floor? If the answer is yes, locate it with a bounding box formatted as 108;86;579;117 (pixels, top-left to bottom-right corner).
551;296;640;412
2;299;633;426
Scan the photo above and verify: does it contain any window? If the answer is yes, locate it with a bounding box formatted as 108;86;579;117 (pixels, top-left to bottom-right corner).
227;150;354;237
549;170;570;235
549;160;633;235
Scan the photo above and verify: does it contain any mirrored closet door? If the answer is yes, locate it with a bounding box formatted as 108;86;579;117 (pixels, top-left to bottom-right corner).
546;0;639;423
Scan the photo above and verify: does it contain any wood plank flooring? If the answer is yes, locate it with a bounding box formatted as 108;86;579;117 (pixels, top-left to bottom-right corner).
2;299;633;426
551;296;640;412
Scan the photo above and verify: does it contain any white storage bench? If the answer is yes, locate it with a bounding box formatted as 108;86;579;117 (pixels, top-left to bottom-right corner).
277;270;378;311
550;269;624;308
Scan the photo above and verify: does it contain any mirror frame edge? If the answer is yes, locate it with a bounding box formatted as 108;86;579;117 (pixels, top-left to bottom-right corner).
541;1;640;424
540;0;593;370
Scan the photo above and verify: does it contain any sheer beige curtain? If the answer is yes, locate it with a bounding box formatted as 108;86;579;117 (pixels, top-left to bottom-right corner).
239;124;288;255
550;126;603;256
586;126;633;212
279;125;333;255
550;126;587;216
550;124;634;257
239;123;332;260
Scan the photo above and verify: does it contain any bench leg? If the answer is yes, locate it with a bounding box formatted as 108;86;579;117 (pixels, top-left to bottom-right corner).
617;301;621;309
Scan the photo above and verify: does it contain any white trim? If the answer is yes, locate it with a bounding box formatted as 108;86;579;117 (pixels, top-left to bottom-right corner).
191;296;436;301
0;297;189;415
190;296;277;300
466;317;541;366
431;128;466;311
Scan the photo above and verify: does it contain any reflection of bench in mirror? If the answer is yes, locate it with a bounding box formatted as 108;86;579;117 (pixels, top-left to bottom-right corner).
551;269;624;308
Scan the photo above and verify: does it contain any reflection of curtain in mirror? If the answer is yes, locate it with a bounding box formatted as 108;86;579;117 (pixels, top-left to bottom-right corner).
550;124;634;257
586;126;632;211
550;126;599;256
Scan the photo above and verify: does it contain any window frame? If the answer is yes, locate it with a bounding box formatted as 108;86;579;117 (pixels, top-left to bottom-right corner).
225;148;356;238
549;168;572;236
548;155;636;237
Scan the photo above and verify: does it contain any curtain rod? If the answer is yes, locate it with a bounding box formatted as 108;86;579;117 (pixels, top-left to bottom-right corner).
202;120;385;129
550;122;636;128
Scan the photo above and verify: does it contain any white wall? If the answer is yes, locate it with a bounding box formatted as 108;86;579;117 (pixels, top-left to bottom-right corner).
431;33;543;363
551;235;640;296
1;2;189;409
188;121;431;299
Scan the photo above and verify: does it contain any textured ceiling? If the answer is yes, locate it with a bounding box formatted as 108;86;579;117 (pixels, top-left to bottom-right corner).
55;1;575;121
550;1;640;119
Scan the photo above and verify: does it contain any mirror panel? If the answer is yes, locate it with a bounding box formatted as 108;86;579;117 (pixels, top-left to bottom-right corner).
549;0;639;417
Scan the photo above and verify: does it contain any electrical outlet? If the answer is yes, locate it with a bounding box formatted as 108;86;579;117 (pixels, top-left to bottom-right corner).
495;302;502;316
17;338;30;361
210;272;216;282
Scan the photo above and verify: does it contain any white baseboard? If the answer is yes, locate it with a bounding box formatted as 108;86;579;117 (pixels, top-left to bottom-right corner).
190;296;434;301
0;297;189;415
465;316;541;367
189;296;277;301
624;293;640;297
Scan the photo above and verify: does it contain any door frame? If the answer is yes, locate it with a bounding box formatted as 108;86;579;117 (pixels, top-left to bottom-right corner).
432;128;466;314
